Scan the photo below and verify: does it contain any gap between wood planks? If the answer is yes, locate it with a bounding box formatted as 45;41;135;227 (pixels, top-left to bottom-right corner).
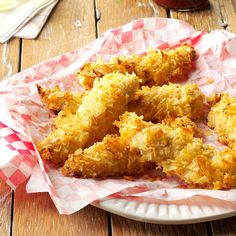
9;38;22;236
93;1;112;235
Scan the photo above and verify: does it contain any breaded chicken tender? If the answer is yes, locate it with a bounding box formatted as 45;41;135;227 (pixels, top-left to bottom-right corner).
116;112;236;189
116;113;197;160
37;84;84;113
61;112;236;189
39;83;205;122
128;83;206;122
62;114;196;180
211;149;236;189
162;142;236;190
208;93;236;148
37;73;139;165
62;135;155;178
76;45;195;89
115;112;197;146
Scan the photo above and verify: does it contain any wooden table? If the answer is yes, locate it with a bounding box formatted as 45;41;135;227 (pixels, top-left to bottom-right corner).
0;0;236;235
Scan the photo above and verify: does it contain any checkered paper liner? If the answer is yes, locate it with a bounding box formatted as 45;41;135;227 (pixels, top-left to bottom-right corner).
0;18;236;214
0;122;37;189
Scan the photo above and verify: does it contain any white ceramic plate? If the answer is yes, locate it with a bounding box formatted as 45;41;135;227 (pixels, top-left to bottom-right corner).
94;196;236;224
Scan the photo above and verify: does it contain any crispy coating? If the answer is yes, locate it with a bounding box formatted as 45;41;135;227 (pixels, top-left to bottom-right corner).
116;113;197;161
211;149;236;189
62;114;196;180
162;142;236;190
208;93;236;148
37;73;139;165
128;83;206;122
37;84;84;113
115;112;197;147
42;83;206;122
76;45;195;89
116;112;236;189
62;135;155;178
61;111;236;189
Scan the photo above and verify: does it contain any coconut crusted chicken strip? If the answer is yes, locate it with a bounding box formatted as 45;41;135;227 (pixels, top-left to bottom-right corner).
62;114;196;179
38;83;206;122
37;84;84;113
208;93;236;148
128;83;206;122
62;135;155;178
76;45;195;89
116;112;197;162
37;73;139;165
117;112;236;189
162;142;236;190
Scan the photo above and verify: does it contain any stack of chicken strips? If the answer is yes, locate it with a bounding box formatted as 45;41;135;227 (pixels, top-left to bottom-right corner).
36;45;236;190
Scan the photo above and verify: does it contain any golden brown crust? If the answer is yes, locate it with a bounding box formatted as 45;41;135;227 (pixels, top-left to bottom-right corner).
36;45;236;190
128;83;206;122
62;135;155;178
76;45;195;89
116;112;236;189
37;73;139;165
208;93;236;148
37;84;84;113
38;82;206;124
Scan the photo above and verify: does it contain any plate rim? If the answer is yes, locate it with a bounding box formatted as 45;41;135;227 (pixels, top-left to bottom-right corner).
92;198;236;225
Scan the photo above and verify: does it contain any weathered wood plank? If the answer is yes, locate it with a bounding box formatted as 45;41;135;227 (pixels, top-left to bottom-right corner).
171;0;223;32
0;38;20;236
13;1;108;236
111;215;208;236
218;0;236;33
21;0;96;68
211;217;236;236
13;183;108;236
96;0;167;34
0;39;19;80
0;180;12;236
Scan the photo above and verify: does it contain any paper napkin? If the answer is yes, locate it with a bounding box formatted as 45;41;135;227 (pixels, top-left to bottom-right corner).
0;0;58;43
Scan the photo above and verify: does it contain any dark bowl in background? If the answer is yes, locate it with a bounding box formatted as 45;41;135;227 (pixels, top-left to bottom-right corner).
153;0;210;11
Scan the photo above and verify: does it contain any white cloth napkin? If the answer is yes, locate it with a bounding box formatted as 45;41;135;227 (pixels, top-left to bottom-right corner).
0;0;58;43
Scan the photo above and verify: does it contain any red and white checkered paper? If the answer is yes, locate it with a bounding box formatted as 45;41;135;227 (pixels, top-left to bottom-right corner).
0;18;236;214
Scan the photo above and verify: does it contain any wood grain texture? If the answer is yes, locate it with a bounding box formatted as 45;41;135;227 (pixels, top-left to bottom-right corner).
96;0;167;34
218;0;236;33
13;1;108;236
21;0;96;69
111;215;208;236
0;39;19;80
13;183;108;236
211;217;236;236
0;180;12;236
171;0;223;32
0;38;19;236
